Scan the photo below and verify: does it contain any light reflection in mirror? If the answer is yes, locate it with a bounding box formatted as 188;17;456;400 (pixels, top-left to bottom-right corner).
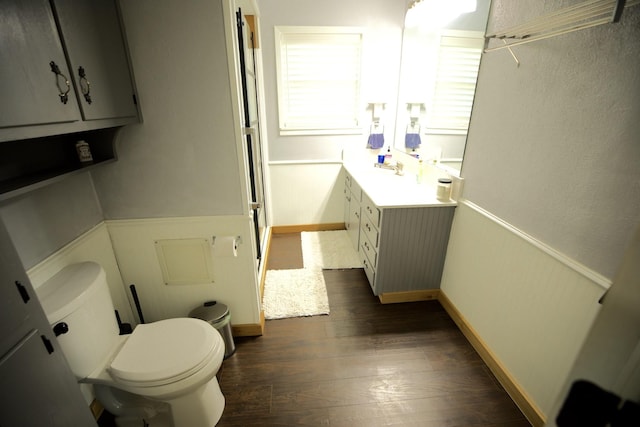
394;0;492;175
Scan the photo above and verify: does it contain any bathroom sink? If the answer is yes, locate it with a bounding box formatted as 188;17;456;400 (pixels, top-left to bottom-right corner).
344;161;456;208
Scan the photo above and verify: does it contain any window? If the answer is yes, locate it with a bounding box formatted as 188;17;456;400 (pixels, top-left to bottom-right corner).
426;31;484;133
275;27;363;135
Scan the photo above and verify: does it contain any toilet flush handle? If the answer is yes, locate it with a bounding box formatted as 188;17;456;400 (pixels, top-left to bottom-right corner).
53;322;69;336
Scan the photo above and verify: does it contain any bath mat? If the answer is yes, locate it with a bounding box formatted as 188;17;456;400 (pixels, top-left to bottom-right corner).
301;230;363;269
263;269;329;320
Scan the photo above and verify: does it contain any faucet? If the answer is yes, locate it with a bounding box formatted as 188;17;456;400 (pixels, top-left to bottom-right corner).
394;161;404;176
374;161;404;175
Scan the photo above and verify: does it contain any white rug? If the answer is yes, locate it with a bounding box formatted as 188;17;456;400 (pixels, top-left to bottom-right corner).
301;230;363;269
263;269;329;320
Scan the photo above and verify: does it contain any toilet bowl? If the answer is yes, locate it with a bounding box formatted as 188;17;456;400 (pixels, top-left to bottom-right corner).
36;262;226;427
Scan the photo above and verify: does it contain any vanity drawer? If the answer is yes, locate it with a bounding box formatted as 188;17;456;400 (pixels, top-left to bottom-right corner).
360;232;377;268
361;193;380;227
361;215;379;247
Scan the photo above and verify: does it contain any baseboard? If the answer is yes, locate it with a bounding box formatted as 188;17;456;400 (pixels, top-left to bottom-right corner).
272;223;345;234
260;227;273;299
379;289;440;304
89;399;104;420
438;291;545;427
232;311;264;337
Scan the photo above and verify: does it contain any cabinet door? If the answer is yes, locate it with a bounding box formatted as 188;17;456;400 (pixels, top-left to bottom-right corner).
0;330;96;427
347;197;361;253
0;0;82;129
343;186;351;228
0;220;96;426
0;268;31;356
53;0;137;121
0;216;34;356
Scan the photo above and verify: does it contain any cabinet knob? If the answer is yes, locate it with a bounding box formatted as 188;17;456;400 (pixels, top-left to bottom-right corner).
78;66;92;104
49;61;71;104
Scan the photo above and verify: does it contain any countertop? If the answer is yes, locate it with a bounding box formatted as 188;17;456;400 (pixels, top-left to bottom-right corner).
343;162;458;209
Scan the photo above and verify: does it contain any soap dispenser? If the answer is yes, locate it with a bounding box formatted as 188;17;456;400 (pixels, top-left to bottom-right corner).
384;147;392;163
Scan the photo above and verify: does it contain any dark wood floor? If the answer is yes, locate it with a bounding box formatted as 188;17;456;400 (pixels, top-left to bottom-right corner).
217;232;531;426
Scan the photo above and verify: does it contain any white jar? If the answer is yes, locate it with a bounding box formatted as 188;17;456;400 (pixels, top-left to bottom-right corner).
436;178;452;201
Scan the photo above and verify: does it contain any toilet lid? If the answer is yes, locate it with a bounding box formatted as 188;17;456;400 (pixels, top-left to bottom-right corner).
109;318;219;386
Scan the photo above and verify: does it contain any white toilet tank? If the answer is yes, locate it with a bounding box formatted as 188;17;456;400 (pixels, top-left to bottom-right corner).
36;262;121;379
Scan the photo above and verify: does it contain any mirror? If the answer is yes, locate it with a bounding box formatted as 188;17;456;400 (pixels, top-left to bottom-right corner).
393;0;492;175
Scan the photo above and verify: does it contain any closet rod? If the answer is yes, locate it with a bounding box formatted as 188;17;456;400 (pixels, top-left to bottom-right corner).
489;0;618;39
485;0;638;53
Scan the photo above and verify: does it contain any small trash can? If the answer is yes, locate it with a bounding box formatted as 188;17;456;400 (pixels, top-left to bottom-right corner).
189;301;236;359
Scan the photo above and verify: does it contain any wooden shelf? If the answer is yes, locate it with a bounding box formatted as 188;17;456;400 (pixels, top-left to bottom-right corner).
0;127;120;202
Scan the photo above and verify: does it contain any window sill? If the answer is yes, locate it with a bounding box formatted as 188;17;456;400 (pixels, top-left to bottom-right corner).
279;128;363;137
424;129;468;136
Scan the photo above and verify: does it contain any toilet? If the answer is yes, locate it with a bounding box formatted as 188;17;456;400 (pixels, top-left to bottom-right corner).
36;262;226;427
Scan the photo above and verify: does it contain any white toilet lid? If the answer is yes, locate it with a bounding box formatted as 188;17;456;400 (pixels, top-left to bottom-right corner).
109;318;219;386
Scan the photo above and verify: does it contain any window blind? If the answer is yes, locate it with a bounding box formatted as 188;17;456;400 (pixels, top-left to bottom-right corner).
275;28;362;134
427;35;483;132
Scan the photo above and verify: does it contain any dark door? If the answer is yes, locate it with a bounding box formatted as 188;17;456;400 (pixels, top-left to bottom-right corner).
236;9;267;263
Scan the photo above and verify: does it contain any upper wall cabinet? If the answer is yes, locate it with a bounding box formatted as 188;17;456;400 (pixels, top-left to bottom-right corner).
0;0;139;143
52;0;137;121
0;0;81;130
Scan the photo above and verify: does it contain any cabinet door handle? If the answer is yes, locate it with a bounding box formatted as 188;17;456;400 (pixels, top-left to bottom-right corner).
78;66;92;104
49;61;71;104
14;280;30;304
41;335;55;355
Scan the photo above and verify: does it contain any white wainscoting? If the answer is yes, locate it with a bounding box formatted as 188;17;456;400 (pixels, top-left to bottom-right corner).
106;215;261;326
440;201;609;421
27;222;135;326
269;162;345;226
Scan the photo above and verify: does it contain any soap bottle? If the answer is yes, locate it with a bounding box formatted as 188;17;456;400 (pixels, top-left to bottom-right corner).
416;159;424;184
384;147;392;163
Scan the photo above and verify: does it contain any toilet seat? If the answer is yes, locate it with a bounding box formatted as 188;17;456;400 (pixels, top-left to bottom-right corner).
109;318;221;388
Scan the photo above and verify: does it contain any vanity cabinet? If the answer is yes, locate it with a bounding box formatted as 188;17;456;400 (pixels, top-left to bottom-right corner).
363;204;455;298
343;168;456;300
0;220;96;426
0;0;138;143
